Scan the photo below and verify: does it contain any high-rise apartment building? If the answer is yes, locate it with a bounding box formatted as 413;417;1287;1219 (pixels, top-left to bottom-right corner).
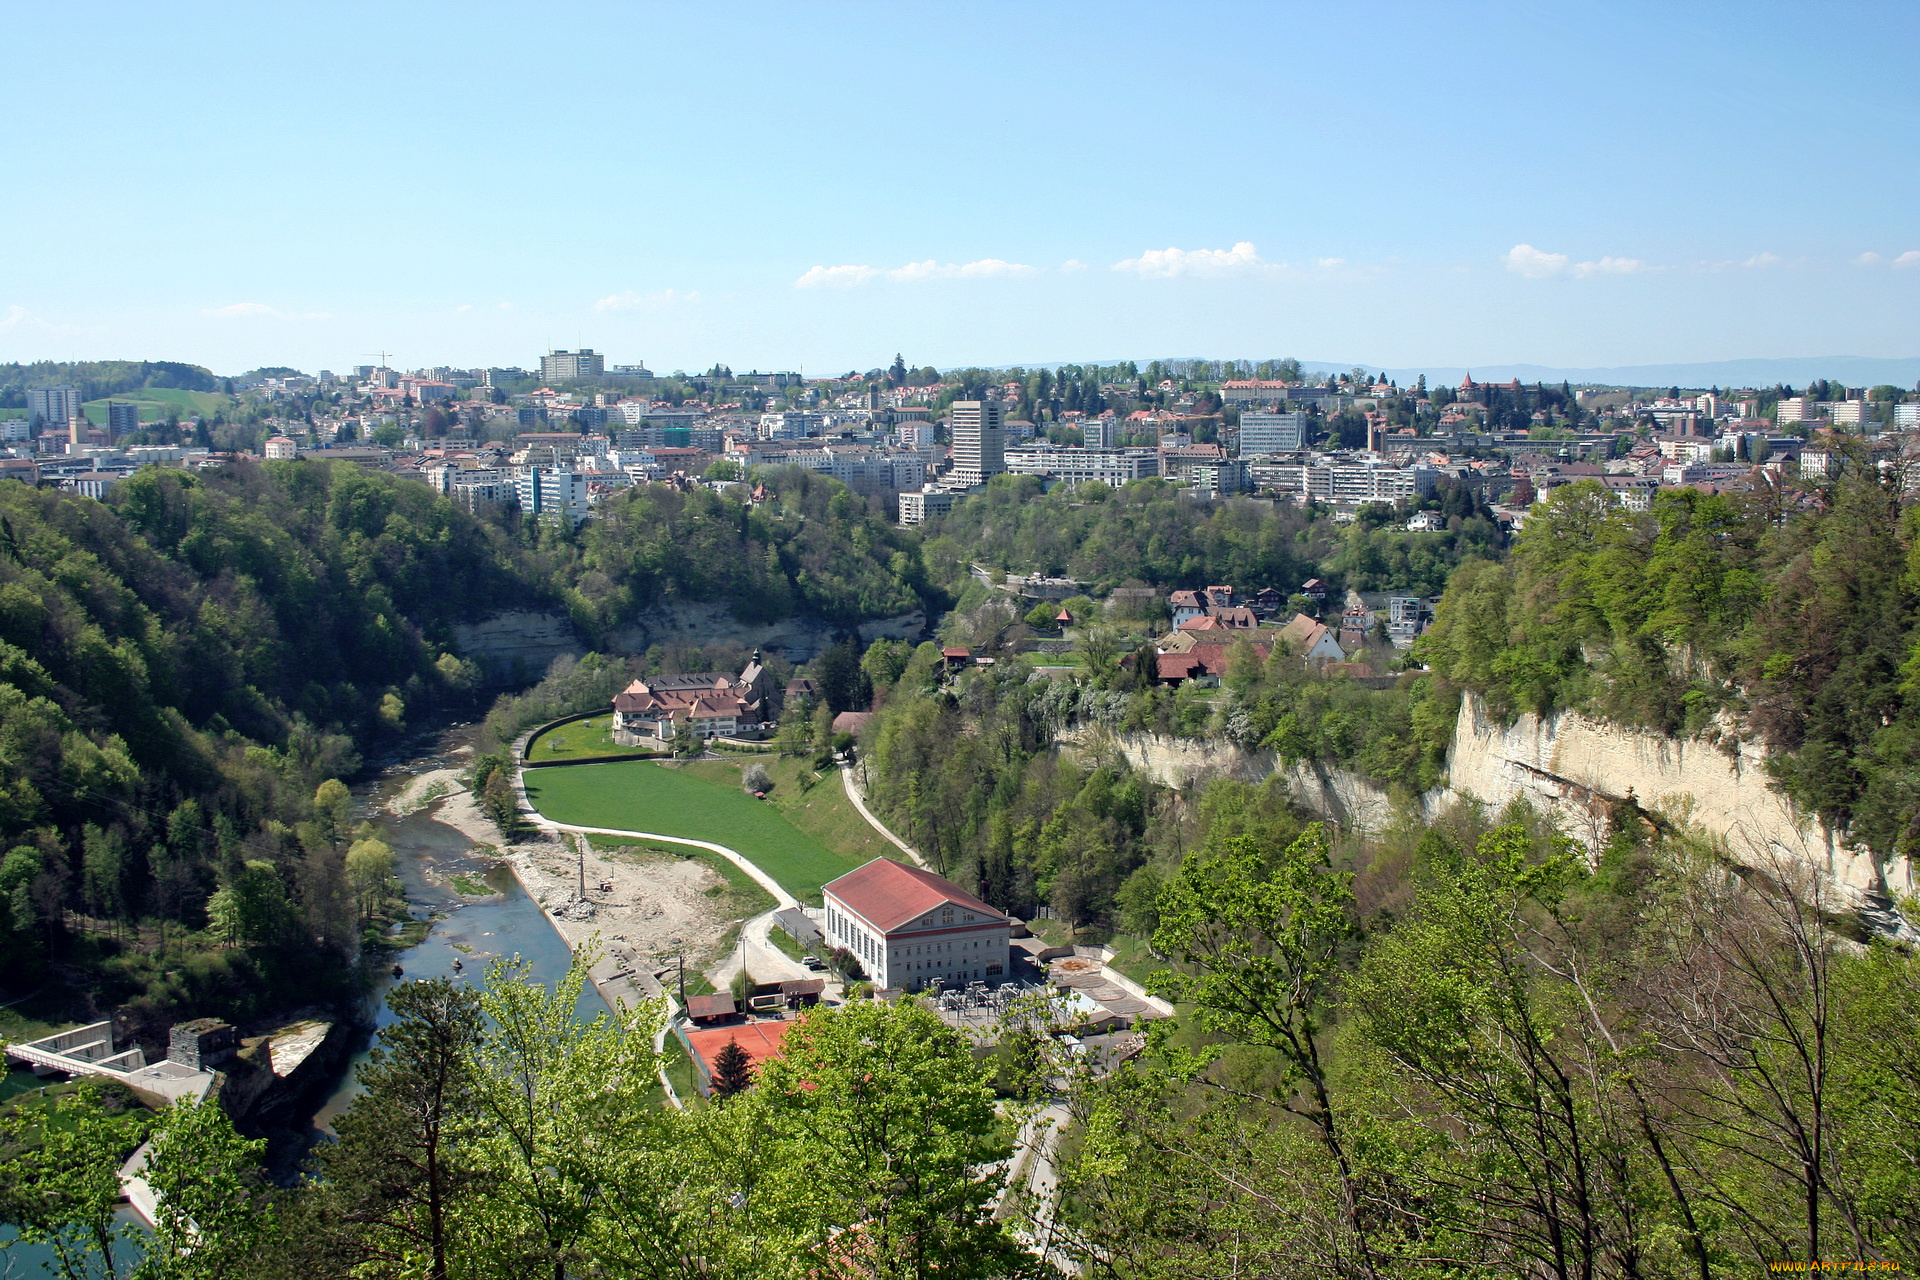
26;387;83;434
948;400;1004;488
540;349;605;383
1237;411;1308;456
106;402;140;439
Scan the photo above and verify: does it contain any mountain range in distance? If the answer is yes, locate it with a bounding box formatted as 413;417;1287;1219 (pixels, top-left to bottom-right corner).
1035;355;1920;390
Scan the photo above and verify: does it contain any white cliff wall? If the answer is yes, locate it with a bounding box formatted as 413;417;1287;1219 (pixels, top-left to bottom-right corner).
1062;729;1405;838
1443;693;1913;905
1067;699;1915;913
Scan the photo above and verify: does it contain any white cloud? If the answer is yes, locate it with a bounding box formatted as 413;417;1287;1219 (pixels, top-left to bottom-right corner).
1744;252;1783;268
1316;257;1346;269
1571;255;1647;277
1060;258;1090;273
1112;241;1263;277
1504;244;1648;278
202;301;331;320
795;263;880;288
1855;252;1885;266
795;257;1036;288
1895;250;1920;269
1504;244;1571;277
0;304;30;329
593;288;702;312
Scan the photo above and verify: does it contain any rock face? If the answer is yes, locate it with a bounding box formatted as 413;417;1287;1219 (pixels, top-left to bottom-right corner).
1443;693;1915;906
1061;728;1404;837
607;600;925;663
1078;697;1917;917
452;610;585;680
452;602;927;678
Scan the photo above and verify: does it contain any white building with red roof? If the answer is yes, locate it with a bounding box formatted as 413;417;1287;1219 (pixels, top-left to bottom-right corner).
821;858;1011;992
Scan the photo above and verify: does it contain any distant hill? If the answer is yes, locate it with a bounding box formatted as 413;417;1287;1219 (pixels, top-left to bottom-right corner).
0;359;220;410
1015;355;1920;391
1352;356;1920;391
81;387;232;424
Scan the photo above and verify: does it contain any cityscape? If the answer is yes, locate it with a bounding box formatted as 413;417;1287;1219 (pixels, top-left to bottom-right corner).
2;1;1917;1277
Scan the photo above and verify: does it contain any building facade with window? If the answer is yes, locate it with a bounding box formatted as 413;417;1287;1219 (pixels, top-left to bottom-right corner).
822;859;1011;991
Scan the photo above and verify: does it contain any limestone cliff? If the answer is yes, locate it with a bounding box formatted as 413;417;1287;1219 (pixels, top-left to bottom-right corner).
1066;697;1915;920
1442;692;1915;909
452;602;927;678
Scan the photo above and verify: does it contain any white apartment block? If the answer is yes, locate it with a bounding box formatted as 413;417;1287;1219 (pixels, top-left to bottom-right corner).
1253;462;1439;504
1238;411;1308;456
897;489;956;526
1003;446;1159;486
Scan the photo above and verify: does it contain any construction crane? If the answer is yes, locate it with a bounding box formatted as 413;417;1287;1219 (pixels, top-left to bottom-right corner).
363;350;393;369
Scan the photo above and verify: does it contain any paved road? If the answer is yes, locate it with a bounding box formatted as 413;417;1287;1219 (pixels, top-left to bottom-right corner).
839;766;928;868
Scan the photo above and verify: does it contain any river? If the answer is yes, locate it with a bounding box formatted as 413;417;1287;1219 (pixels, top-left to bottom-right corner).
2;725;605;1276
304;724;610;1137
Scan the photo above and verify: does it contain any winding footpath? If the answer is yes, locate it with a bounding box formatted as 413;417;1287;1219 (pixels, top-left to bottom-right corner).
509;745;812;1106
839;766;929;869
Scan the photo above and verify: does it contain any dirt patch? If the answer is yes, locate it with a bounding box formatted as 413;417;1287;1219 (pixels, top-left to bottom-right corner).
506;835;737;974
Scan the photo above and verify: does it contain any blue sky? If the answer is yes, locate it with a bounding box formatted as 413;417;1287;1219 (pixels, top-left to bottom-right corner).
3;0;1915;376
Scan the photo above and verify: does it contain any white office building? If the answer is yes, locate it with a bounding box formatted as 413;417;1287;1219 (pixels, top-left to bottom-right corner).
948;400;1005;487
1238;411;1308;456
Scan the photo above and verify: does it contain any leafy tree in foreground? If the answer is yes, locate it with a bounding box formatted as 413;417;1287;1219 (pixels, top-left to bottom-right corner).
757;998;1046;1279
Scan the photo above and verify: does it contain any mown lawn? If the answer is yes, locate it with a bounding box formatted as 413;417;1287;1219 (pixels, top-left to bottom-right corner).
682;758;897;866
526;715;661;763
525;761;866;904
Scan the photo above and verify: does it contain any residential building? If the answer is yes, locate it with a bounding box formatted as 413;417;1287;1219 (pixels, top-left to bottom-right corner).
821;858;1012;992
897;489;956;526
947;400;1005;487
1895;404;1919;429
1003;445;1157;486
66;472;124;501
1081;417;1114;448
1827;400;1864;425
514;467;590;526
1254;461;1439;504
1218;380;1293;405
1776;397;1808;424
26;387;83;433
609;658;769;744
1276;613;1348;665
106;402;141;439
539;349;605;382
1238;411;1308;455
1387;596;1438;647
263;436;299;460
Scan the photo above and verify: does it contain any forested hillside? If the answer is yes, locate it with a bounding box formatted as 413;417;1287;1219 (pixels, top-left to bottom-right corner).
564;466;928;636
1418;462;1920;855
0;461;925;1033
921;473;1503;600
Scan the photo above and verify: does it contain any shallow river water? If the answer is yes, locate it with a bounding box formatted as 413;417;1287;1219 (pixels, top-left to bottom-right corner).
2;725;607;1275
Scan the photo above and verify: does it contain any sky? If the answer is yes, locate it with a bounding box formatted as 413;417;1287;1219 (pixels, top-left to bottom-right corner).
3;0;1916;377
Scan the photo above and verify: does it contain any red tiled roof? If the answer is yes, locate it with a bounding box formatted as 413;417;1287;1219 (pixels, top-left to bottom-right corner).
686;994;737;1020
823;858;1004;934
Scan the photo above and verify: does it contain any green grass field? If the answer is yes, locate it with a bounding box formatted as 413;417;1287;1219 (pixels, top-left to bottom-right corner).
682;758;899;867
82;388;231;424
527;715;661;763
526;761;868;904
